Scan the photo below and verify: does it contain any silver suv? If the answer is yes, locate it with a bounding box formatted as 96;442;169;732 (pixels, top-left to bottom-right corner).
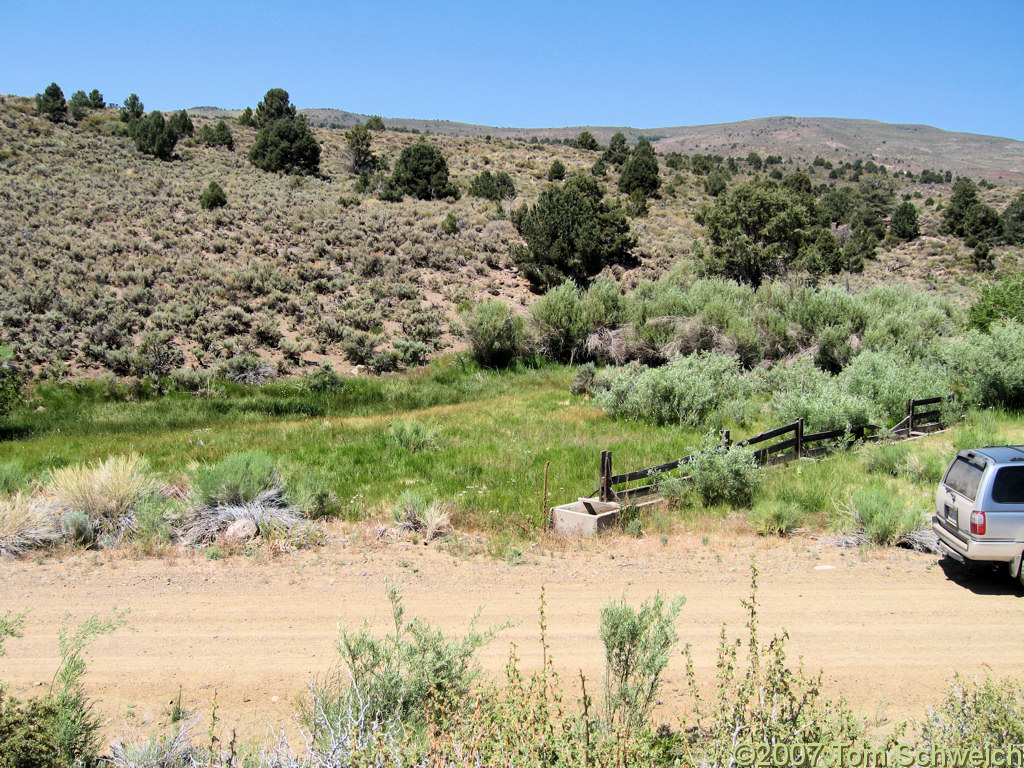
933;446;1024;584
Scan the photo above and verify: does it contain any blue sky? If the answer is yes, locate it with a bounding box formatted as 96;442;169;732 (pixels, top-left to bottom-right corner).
5;0;1023;140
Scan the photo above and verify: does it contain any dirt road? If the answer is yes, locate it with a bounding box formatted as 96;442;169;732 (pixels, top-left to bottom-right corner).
2;526;1022;742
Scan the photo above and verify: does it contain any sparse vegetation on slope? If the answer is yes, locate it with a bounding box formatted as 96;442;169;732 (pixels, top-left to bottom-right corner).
1;90;1022;384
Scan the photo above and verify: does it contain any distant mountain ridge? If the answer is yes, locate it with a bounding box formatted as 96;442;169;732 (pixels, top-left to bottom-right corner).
189;107;1024;181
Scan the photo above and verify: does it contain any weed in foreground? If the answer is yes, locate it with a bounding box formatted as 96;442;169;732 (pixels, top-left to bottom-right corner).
0;609;129;768
919;673;1024;752
678;563;863;765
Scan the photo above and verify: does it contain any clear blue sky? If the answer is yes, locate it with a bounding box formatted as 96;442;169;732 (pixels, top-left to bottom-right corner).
5;0;1023;140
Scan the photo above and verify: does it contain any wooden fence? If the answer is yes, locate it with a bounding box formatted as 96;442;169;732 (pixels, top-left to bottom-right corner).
596;395;948;504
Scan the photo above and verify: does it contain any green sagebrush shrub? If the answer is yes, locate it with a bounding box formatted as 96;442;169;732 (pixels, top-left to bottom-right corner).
688;440;762;508
600;592;684;732
595;351;744;426
307;584;506;730
458;300;527;368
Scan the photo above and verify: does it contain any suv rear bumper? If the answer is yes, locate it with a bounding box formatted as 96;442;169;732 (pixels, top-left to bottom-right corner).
931;516;1022;563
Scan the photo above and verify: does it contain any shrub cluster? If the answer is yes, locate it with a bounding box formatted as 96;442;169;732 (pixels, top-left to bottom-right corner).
0;450;323;558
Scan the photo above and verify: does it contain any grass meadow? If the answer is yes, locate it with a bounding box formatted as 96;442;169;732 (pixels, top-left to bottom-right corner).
4;357;1022;545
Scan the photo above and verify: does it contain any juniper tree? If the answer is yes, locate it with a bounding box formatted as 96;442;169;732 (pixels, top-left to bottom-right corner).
390;141;458;200
618;139;660;197
511;174;635;290
36;82;67;122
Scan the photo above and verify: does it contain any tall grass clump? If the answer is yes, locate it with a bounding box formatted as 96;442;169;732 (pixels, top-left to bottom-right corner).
0;493;58;557
47;453;157;541
386;419;440;453
844;484;924;546
390;490;453;541
0;458;32;494
951;409;1009;451
131;492;176;554
861;440;912;478
183;451;311;545
188;450;281;508
750;500;806;536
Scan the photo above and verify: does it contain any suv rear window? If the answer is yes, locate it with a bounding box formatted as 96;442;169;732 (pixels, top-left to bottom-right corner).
945;457;984;500
992;466;1024;504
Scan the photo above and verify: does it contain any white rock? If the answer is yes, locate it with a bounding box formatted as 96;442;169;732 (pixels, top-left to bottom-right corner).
224;518;258;543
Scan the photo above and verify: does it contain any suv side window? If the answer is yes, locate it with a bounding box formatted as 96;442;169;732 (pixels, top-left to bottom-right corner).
992;466;1024;504
945;457;984;500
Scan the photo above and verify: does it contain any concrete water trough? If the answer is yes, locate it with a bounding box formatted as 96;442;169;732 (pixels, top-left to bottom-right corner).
550;498;620;536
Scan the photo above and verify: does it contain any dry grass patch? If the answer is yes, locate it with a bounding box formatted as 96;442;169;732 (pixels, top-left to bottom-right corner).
48;453;159;537
0;492;58;557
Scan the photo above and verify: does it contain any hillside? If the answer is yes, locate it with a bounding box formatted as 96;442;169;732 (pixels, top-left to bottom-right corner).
2;93;1022;381
193;107;1024;182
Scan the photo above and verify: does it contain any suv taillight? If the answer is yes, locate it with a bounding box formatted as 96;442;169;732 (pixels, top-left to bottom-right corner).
970;510;987;535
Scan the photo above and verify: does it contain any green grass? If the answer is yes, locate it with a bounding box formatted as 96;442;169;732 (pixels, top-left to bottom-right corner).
4;360;1023;537
0;361;703;532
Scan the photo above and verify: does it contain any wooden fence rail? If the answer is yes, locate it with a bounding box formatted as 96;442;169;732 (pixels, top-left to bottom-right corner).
597;395;949;504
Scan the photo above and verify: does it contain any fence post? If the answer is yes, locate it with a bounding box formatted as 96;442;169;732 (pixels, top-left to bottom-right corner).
599;451;612;502
906;398;915;435
795;418;804;458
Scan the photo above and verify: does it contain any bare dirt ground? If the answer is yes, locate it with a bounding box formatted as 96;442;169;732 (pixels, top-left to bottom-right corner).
2;525;1023;744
